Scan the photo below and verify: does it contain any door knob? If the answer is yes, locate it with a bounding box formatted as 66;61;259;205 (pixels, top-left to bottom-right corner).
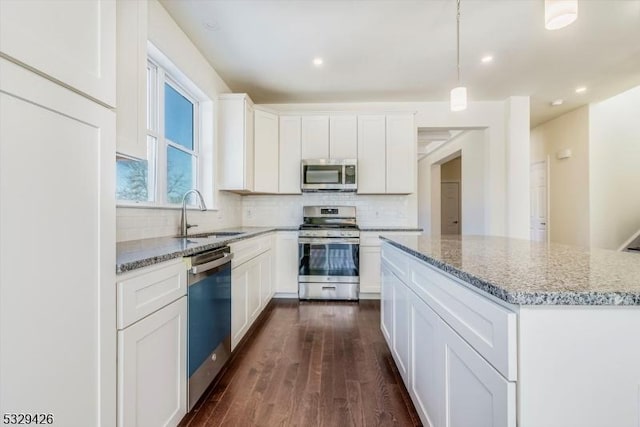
453;221;459;224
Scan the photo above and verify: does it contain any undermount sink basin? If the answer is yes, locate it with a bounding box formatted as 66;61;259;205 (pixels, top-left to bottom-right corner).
175;231;244;239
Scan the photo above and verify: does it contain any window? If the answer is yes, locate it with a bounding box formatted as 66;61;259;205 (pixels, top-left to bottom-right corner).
117;55;206;207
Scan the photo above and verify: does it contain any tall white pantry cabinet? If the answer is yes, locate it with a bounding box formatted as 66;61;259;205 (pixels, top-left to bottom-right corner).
0;1;116;426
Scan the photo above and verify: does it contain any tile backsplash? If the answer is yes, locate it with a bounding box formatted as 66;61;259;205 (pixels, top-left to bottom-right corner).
117;191;416;242
116;191;243;242
242;193;416;227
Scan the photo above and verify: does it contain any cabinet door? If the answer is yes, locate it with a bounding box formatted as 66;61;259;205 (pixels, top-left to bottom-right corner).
301;115;329;159
279;116;302;194
0;59;115;426
247;258;262;323
359;246;381;294
441;324;516;427
218;95;254;191
254;109;278;193
0;0;115;106
259;251;273;309
116;0;147;159
410;294;443;427
329;115;357;158
380;265;394;345
118;297;187;427
231;263;249;350
357;115;386;194
275;232;300;294
386;114;415;194
393;275;410;383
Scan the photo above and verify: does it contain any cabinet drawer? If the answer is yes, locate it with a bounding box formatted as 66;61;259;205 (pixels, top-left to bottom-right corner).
117;259;187;329
409;259;517;380
229;234;271;268
381;243;410;282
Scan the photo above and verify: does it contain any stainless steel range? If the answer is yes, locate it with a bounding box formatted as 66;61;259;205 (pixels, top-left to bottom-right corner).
298;206;360;300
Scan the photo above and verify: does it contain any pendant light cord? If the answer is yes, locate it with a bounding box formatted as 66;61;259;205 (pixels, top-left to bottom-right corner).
456;0;461;84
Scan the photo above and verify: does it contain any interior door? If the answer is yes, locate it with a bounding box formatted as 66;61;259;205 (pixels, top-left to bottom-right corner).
441;182;461;235
530;162;548;242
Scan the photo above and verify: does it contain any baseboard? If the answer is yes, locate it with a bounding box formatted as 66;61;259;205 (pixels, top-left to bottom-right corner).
273;292;299;299
359;292;380;300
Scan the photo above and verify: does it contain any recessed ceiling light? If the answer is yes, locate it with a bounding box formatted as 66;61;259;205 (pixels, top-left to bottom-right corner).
575;86;587;94
312;57;323;66
202;21;220;32
551;99;564;106
481;55;493;63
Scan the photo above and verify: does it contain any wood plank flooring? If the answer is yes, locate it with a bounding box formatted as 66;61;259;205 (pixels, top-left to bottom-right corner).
179;299;422;427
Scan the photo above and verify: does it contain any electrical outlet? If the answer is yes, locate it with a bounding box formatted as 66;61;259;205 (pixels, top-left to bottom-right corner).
246;208;252;218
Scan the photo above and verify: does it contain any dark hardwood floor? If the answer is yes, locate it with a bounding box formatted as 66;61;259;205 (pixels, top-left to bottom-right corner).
180;299;422;427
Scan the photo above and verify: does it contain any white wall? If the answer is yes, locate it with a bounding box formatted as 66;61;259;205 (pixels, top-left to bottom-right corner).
418;130;487;236
530;106;590;247
117;0;242;242
589;85;640;250
505;97;531;239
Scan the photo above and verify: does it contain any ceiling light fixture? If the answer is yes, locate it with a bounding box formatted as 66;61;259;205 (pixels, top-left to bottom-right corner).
575;86;587;93
312;57;323;66
545;0;578;30
481;55;494;63
450;0;467;112
551;99;564;106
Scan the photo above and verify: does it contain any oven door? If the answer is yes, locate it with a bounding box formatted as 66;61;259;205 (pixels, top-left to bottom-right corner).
298;237;360;283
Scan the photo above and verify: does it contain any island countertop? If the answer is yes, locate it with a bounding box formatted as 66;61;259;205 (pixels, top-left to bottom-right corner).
380;234;640;305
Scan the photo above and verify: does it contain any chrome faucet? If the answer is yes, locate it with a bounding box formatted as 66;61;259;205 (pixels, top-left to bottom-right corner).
180;189;207;237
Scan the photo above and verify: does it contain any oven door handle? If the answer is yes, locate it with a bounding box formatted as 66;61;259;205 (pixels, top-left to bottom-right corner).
298;238;360;244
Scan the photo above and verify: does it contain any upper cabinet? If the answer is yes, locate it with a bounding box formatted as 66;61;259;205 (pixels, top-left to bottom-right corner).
301;116;330;159
386;114;416;194
0;0;116;107
254;109;279;193
329;115;358;159
218;94;254;192
357;115;387;194
301;115;358;160
279;116;302;194
358;114;416;194
116;0;147;160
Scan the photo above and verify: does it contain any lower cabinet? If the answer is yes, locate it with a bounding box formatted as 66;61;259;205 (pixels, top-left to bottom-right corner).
381;243;516;427
116;258;188;427
230;235;274;350
117;297;187;427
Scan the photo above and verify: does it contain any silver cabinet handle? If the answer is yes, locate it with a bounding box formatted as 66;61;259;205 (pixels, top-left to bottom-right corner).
322;286;337;290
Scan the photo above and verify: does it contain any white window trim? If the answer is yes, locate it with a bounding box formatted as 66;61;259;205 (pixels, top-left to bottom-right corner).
117;42;216;210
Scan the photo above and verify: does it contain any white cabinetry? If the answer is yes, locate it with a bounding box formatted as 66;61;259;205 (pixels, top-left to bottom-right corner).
386;114;416;194
381;243;516;427
115;0;147;159
218;94;254;191
279;116;302;194
359;231;421;295
275;231;300;295
0;0;115;107
0;58;115;426
116;259;188;427
229;234;273;350
357;115;386;193
301;115;330;159
329;115;358;158
254;109;279;193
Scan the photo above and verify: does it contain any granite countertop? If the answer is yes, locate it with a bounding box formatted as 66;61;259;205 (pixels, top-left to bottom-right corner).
116;227;296;274
360;227;423;232
381;235;640;306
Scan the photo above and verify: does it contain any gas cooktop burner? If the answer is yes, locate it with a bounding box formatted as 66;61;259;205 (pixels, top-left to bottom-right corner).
299;224;359;230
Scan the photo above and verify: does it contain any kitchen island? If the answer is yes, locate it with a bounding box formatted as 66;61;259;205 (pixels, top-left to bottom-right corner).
379;234;640;427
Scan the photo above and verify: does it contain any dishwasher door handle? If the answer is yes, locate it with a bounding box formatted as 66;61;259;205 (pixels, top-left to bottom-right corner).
190;253;234;275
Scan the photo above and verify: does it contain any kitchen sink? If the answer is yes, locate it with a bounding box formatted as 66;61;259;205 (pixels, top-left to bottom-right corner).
175;231;244;239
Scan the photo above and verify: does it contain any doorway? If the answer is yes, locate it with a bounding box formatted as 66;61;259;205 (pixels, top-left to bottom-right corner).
530;161;548;242
441;156;461;234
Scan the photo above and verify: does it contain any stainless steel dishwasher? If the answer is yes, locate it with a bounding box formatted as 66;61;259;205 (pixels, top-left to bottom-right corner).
186;246;233;410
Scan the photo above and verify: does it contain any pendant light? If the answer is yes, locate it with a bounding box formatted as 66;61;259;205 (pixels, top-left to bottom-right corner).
450;0;467;112
545;0;578;30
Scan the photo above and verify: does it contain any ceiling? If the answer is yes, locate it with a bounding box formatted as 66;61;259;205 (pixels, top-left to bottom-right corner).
159;0;640;127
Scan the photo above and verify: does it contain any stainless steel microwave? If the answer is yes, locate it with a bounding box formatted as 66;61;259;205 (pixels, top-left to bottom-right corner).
301;159;357;192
